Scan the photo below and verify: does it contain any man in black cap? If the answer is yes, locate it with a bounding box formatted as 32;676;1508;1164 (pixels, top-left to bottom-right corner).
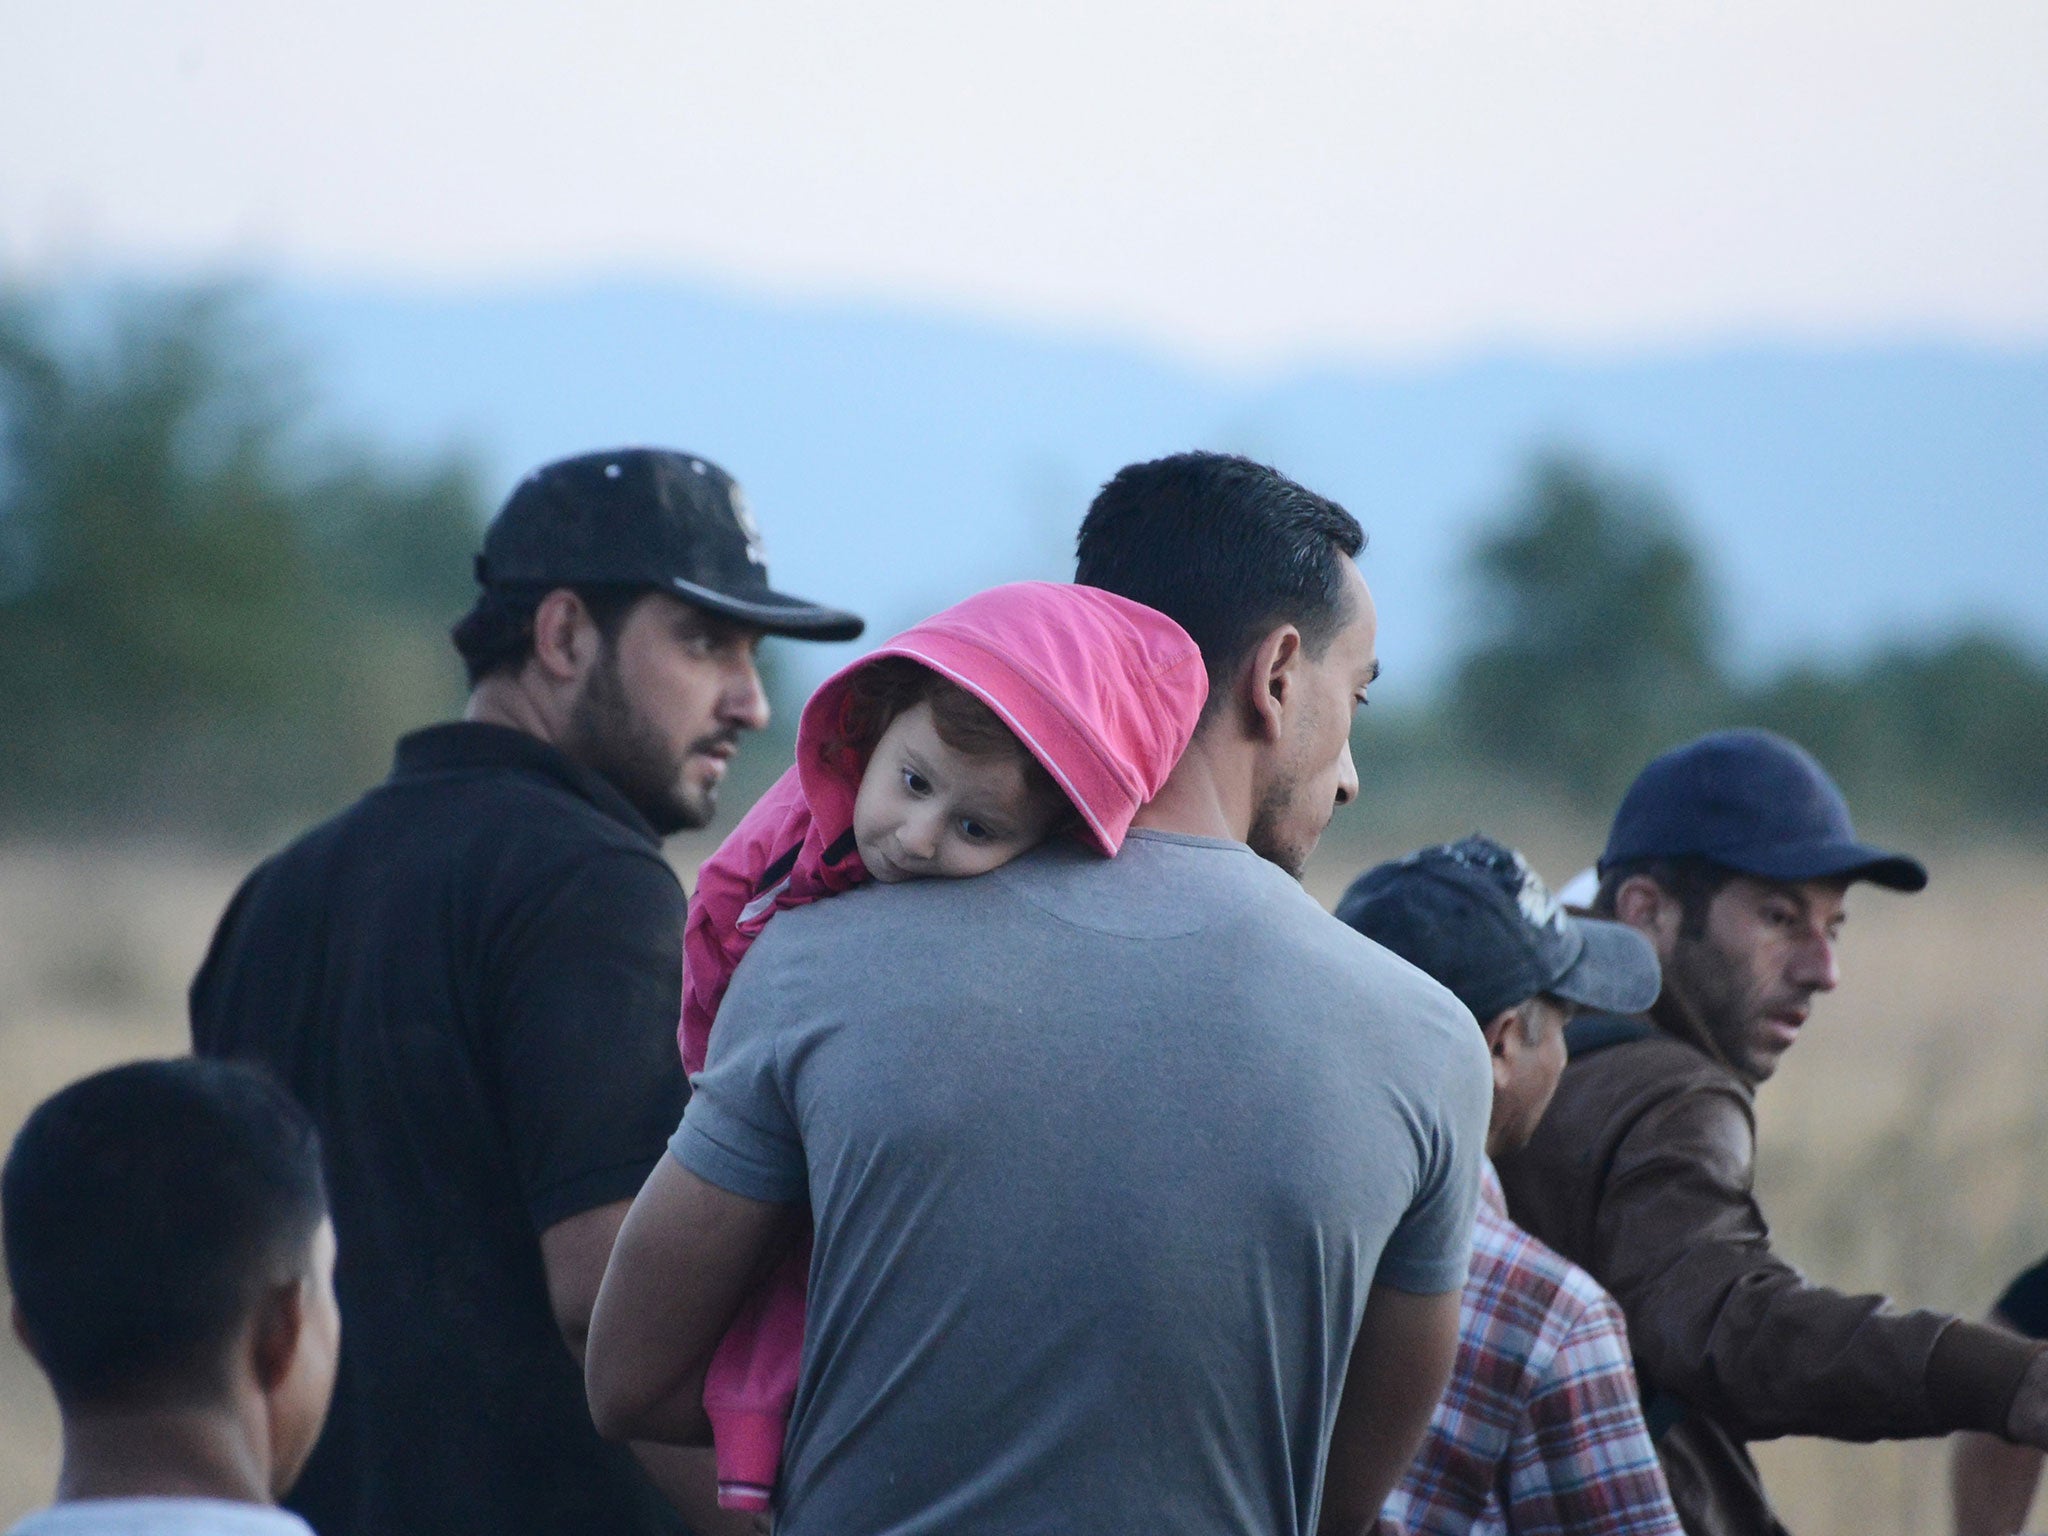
191;449;861;1536
1497;729;2048;1536
1339;836;1683;1536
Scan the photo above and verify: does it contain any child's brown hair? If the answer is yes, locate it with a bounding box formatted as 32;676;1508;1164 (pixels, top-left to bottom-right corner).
833;658;1060;805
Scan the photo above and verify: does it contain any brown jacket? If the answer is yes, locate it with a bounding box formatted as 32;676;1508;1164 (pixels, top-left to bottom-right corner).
1496;992;2041;1536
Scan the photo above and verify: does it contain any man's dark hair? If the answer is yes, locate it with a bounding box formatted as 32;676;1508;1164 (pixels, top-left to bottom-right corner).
1593;856;1737;940
450;584;648;687
1074;453;1365;715
2;1057;327;1409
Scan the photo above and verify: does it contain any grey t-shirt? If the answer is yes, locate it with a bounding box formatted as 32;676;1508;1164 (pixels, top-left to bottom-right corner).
674;829;1491;1536
6;1501;316;1536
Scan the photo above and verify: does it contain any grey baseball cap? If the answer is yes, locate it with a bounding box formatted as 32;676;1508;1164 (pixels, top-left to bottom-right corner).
475;448;865;641
1337;834;1662;1024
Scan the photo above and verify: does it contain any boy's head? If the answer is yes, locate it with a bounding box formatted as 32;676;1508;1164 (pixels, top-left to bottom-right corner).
840;658;1069;882
4;1057;340;1497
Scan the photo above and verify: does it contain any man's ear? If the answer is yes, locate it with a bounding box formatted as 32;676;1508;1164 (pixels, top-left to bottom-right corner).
1479;1005;1520;1062
528;588;598;685
1479;1007;1521;1134
1238;625;1304;744
250;1278;307;1396
1614;875;1683;960
12;1300;39;1365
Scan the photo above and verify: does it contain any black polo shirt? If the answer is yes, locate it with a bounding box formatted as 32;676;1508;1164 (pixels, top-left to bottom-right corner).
192;722;693;1536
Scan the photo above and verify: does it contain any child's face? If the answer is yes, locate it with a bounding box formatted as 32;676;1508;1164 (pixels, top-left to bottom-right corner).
853;701;1066;883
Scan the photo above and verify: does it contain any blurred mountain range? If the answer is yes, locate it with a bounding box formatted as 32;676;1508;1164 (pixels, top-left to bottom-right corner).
252;278;2048;701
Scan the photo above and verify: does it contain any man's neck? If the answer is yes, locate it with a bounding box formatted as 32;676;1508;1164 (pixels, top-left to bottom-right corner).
1649;984;1758;1088
1128;728;1255;844
464;671;564;747
56;1403;273;1508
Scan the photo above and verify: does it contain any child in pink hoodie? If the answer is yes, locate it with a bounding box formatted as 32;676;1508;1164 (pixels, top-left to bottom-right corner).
680;580;1207;1511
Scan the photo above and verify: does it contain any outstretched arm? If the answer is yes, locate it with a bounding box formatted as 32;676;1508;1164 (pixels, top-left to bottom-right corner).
583;1156;797;1445
1318;1285;1461;1536
1594;1086;2045;1444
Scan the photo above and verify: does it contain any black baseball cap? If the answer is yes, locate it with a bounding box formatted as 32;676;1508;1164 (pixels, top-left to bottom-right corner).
1600;729;1925;892
1336;835;1662;1024
475;448;866;641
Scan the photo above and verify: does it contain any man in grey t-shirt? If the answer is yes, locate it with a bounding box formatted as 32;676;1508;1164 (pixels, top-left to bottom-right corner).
588;452;1493;1535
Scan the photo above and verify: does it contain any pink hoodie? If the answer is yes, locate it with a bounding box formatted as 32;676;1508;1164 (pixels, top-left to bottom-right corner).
680;581;1207;1510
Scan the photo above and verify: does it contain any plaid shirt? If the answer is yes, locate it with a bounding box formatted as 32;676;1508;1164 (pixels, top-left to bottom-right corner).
1381;1164;1683;1536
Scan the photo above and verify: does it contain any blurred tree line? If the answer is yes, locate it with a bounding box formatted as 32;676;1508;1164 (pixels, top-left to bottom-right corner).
0;286;483;837
2;284;2043;842
1431;454;2048;837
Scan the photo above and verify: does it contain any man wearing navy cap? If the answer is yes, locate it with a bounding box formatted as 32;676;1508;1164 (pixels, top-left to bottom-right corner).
1339;835;1684;1536
193;449;862;1536
1499;730;2048;1536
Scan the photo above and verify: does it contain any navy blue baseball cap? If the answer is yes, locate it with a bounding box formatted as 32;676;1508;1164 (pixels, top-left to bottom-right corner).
1336;835;1662;1024
1600;729;1925;892
476;448;865;641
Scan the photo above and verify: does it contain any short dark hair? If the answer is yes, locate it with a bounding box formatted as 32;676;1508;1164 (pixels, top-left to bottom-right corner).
3;1058;327;1409
450;584;648;687
1593;855;1736;940
1074;452;1365;714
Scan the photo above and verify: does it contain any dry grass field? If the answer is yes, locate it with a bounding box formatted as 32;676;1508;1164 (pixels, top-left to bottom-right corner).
2;837;2046;1534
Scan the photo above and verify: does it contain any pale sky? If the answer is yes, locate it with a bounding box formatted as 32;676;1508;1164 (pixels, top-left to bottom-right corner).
4;0;2045;365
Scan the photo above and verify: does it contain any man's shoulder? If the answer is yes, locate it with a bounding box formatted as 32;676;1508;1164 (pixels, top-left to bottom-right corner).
207;766;681;980
737;836;1469;1024
1556;1020;1744;1112
1523;1025;1753;1175
1500;1022;1757;1263
392;747;665;862
1471;1201;1626;1347
1512;1024;1757;1241
261;754;672;889
1279;897;1478;1060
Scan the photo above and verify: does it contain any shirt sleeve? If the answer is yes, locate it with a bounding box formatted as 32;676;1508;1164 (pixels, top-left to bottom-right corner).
488;846;691;1232
1502;1289;1685;1536
668;926;810;1206
1375;1016;1493;1295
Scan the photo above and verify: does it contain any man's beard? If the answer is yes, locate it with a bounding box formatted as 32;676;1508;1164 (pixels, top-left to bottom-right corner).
1246;700;1341;879
1663;933;1771;1082
1247;767;1315;880
563;651;724;836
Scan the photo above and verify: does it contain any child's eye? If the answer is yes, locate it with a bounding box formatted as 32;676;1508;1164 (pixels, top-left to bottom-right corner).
902;768;931;796
958;818;992;842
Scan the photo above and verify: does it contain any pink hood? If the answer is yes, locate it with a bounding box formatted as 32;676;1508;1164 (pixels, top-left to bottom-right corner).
795;579;1207;858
